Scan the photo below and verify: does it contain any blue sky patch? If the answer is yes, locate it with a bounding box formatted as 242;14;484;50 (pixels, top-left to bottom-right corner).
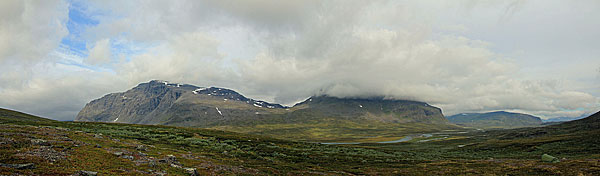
60;0;100;56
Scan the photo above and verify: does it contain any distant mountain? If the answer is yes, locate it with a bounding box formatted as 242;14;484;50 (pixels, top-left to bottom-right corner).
542;115;588;122
447;111;542;129
76;80;455;141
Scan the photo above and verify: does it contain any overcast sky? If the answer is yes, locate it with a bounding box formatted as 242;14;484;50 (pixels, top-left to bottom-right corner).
1;0;599;120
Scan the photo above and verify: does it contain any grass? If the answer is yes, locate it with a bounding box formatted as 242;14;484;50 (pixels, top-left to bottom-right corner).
211;118;461;143
1;108;599;175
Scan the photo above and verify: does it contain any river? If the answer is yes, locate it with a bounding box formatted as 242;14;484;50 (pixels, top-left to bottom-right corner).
321;133;436;145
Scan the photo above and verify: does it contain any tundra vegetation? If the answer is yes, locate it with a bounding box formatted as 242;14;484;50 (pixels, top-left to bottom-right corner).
1;108;599;175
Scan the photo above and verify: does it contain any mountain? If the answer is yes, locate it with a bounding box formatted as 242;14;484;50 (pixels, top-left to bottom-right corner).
289;95;447;124
76;80;455;142
76;80;287;127
218;95;455;142
447;111;542;129
542;115;588;122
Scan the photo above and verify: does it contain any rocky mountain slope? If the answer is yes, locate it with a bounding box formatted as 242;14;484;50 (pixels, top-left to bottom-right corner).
76;80;454;142
447;111;542;129
76;80;286;127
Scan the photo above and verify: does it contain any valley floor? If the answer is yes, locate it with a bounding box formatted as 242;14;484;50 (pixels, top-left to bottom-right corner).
1;110;599;175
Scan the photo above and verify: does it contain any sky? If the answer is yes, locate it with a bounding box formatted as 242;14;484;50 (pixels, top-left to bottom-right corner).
1;0;599;121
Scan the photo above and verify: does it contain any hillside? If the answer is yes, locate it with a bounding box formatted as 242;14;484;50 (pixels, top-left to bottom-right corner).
361;110;600;168
542;115;587;122
76;80;455;142
2;108;600;175
544;110;600;132
0;108;54;123
447;111;542;129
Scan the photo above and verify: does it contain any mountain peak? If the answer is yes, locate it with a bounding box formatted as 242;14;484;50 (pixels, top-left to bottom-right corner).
145;80;187;87
77;80;289;124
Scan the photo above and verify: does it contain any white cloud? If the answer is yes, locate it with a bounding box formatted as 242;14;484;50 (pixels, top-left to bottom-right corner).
235;28;599;118
0;0;68;64
115;32;235;86
0;0;598;121
85;39;112;65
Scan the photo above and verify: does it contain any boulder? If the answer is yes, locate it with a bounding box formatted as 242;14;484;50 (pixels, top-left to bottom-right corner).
136;145;147;151
184;168;199;176
541;154;560;163
76;170;98;176
0;163;35;169
121;155;134;160
31;139;50;146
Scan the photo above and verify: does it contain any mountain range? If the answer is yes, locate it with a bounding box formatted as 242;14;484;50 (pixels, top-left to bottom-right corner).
76;80;456;142
77;80;579;141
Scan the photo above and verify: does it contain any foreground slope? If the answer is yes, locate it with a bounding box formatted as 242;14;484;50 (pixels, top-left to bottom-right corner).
77;80;456;142
2;108;600;175
0;108;54;123
447;111;543;129
367;110;600;161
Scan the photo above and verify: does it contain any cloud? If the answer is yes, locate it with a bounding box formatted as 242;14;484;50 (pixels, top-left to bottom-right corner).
0;0;68;64
85;39;112;65
114;32;237;87
0;71;126;120
0;0;75;120
0;0;598;121
235;27;599;118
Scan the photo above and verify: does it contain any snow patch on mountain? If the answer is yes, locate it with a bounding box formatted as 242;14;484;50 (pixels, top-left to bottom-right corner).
216;107;223;116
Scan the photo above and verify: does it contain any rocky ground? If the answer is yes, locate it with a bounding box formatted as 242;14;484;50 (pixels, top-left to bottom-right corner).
0;124;257;175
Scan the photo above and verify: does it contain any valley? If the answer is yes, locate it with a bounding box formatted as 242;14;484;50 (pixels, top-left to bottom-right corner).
1;108;599;175
2;1;598;175
2;81;598;175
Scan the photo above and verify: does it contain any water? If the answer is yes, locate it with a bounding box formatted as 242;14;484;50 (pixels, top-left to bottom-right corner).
376;136;413;143
417;137;448;142
320;142;361;145
320;133;437;145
